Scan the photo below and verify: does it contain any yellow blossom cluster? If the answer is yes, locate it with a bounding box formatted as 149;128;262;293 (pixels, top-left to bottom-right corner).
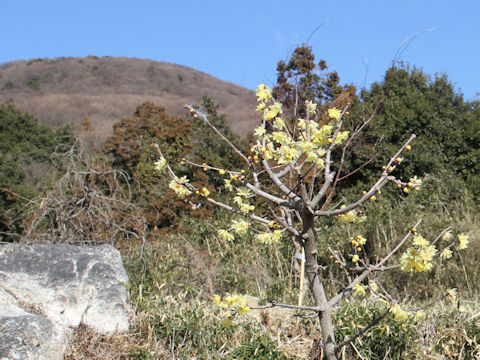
404;175;422;193
351;235;367;247
252;84;348;168
328;107;341;120
338;208;366;223
306;100;317;115
456;233;469;250
353;283;366;296
400;231;469;272
213;293;250;314
400;234;436;272
232;219;250;235
439;247;453;260
218;229;234;241
350;235;367;262
447;288;457;303
232;187;255;214
386;303;424;322
390;304;408;321
256;84;272;102
168;176;191;199
154;157;166;172
254;230;282;244
217;219;252;242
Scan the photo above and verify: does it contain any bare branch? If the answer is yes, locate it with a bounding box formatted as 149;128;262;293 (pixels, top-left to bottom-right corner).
315;134;416;216
311;107;347;208
376;219;422;268
250;300;325;313
186;105;251;167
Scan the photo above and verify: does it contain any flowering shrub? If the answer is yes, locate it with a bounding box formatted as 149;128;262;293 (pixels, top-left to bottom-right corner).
154;84;469;360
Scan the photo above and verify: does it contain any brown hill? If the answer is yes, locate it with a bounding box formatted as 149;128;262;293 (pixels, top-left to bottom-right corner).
0;56;258;141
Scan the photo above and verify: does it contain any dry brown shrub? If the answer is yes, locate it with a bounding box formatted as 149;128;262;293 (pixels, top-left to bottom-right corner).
20;137;146;245
64;323;170;360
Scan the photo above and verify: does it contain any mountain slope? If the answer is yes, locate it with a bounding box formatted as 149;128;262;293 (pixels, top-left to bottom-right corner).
0;56;258;139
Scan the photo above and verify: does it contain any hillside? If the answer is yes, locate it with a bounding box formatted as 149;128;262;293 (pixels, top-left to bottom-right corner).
0;56;257;140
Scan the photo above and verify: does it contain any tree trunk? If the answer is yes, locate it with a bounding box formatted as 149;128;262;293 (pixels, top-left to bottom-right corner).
301;209;337;360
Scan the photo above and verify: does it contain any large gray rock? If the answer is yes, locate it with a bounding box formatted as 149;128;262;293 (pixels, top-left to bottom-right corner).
0;243;132;360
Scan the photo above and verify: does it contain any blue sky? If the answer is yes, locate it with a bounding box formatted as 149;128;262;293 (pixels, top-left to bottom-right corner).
2;1;479;100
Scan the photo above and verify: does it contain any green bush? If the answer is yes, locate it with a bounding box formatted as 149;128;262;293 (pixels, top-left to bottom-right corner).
0;103;72;237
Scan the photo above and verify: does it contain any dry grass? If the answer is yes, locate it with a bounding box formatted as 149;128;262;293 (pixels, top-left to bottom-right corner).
0;57;258;142
64;324;157;360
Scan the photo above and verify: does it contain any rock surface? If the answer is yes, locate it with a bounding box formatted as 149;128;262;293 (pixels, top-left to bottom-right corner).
0;243;131;360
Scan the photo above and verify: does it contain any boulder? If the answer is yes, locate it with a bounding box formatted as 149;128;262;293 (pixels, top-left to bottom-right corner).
0;243;131;360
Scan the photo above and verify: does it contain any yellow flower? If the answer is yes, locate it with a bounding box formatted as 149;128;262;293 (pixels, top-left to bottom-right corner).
256;102;266;112
224;179;234;191
298;140;316;152
264;148;274;160
352;254;360;263
311;124;333;146
272;230;282;242
233;196;243;206
413;235;429;248
178;176;189;184
213;294;222;306
255;232;276;244
456;233;469;250
232;220;250;235
441;230;453;241
218;169;226;175
306;100;317;114
215;294;251;315
356;235;367;246
447;288;457;302
414;310;426;322
154;157;166;172
390;304;408;321
421;245;436;262
200;187;210;197
297;118;307;130
334;131;349;145
353;283;366;297
314;157;325;169
440;248;453;259
236;187;251;198
338;210;366;224
256;84;272;102
218;229;234;241
369;281;378;292
278;145;300;164
237;305;250;314
224;294;247;308
410;175;422;185
273;117;285;129
328;107;341;120
240;203;255;214
254;125;266;138
272;131;289;145
169;178;191;199
400;245;435;273
266;102;282;120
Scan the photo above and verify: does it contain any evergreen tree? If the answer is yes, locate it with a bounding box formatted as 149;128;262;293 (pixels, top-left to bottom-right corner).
0;103;72;237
